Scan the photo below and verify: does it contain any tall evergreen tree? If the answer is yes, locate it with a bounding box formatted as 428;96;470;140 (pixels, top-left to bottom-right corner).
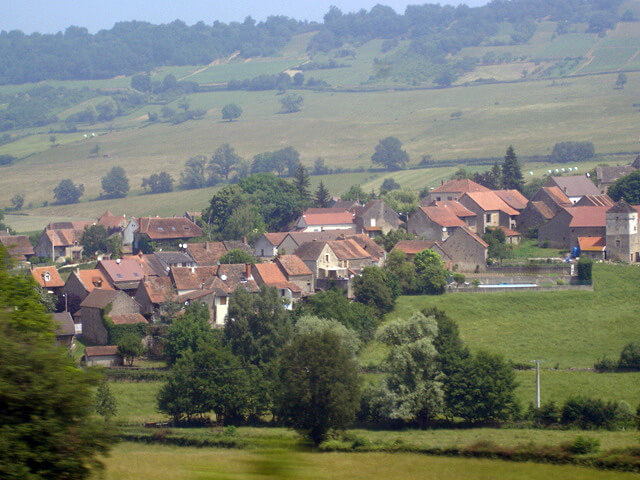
490;160;502;188
314;181;331;207
501;146;524;191
293;164;311;203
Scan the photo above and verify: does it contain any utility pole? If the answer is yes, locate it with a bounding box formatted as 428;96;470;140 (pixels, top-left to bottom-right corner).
531;360;543;408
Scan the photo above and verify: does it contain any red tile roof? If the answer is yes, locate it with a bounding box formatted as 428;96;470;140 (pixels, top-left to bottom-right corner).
84;345;119;357
578;236;606;252
216;264;260;293
567;206;609;228
97;211;126;230
110;313;148;325
418;206;467;228
328;239;370;260
170;266;218;291
75;269;113;292
139;276;175;304
461;191;520;216
530;201;555;220
262;232;289;247
495;226;522;237
494;189;528;210
275;254;313;277
430;179;491;194
98;259;144;284
31;266;64;288
575;194;615;207
137;217;202;240
186;242;227;266
252;263;302;292
392;240;439;255
431;201;476;217
80;289;125;309
346;234;386;261
0;234;34;259
541;186;572;208
299;210;355;226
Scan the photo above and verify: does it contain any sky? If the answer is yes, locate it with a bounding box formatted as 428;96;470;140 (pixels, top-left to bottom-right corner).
1;0;488;34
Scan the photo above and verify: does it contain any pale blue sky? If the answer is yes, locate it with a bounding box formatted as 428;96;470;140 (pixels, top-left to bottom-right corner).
2;0;488;34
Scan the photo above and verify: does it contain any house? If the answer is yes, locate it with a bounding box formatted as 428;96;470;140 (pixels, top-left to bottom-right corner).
52;311;76;348
186;242;229;265
62;268;113;314
517;186;572;234
34;221;91;261
124;216;203;249
422;179;491;204
274;254;314;293
97;259;144;293
278;230;347;256
407;203;476;241
294;240;343;283
494;189;529;213
330;199;362;211
155;251;196;270
31;266;64;295
213;264;260;325
353;199;402;236
122;253;169;277
392;240;441;260
544;175;601;204
134;276;176;316
458;191;519;233
578;236;607;261
294;209;355;232
170;266;219;294
254;233;289;258
440;226;489;272
605;200;640;263
328;238;376;272
251;263;303;309
574;194;614;207
78;289;144;345
494;226;522;245
347;233;386;266
97;210;127;233
538;206;609;249
596;165;636;193
83;346;122;367
0;234;34;263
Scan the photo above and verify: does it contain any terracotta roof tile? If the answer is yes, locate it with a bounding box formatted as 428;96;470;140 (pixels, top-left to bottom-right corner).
578;236;606;252
98;259;145;284
85;345;118;357
186;242;227;266
216;264;260;293
392;240;439;255
75;269;113;292
541;187;572;208
262;232;289;247
461;191;520;216
139;276;175;304
285;231;348;247
170;266;218;291
0;234;34;259
494;189;529;210
346;234;386;260
299;209;355;226
110;313;148;325
80;289;122;309
430;179;491;194
430;201;476;217
275;255;313;277
97;211;127;230
328;239;370;260
137;217;202;240
531;201;555;220
566;206;609;228
418;206;467;228
31;266;64;288
574;194;614;207
494;226;522;237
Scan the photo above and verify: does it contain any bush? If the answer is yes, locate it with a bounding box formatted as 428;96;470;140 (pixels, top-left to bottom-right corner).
618;342;640;371
567;435;600;454
577;257;593;285
593;356;617;372
561;397;619;429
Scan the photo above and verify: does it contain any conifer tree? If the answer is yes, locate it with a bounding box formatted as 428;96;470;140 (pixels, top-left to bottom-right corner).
501;146;524;191
314;181;331;207
293;164;311;202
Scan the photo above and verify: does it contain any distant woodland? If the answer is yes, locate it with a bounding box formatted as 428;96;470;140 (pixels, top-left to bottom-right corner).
0;0;626;85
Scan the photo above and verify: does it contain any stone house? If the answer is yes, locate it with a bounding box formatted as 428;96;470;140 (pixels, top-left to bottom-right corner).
440;227;489;272
186;242;228;266
596;165;636;194
278;231;346;256
97;210;128;233
97;259;145;293
347;234;386;266
458;191;519;233
52;311;76;348
294;241;344;283
494;189;528;212
517;186;572;234
124;216;202;249
62;268;113;314
254;233;289;258
31;266;65;296
544;175;601;204
274;254;314;294
328;238;376;272
538;206;608;249
605;200;640;263
408;203;476;241
422;179;491;205
34;221;91;261
78;289;144;345
353;199;402;236
134;276;176;317
83;346;122;367
294;209;355;232
251;263;302;309
391;240;450;264
0;234;34;263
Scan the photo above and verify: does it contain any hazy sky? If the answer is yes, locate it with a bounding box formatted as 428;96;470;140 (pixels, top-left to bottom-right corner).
2;0;488;34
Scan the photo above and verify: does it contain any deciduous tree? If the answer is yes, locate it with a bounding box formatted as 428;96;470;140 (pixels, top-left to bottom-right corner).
53;179;84;204
101;166;129;198
371;136;409;170
222;103;243;121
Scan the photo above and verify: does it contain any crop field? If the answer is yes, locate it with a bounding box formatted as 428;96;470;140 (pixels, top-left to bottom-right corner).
580;47;640;73
539;33;599;59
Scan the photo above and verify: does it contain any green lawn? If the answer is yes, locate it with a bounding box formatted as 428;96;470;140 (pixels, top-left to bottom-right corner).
100;442;640;480
510;239;567;258
110;381;163;424
386;264;640;368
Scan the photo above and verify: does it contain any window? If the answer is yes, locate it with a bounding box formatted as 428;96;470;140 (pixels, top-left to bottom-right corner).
370;218;376;227
157;227;164;232
43;272;51;282
220;296;227;305
325;254;329;262
486;213;491;223
616;240;621;248
436;196;441;201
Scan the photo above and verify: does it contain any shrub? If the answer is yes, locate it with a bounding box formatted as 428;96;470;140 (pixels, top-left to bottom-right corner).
618;342;640;370
561;397;618;429
567;435;600;455
577;257;593;285
593;356;617;372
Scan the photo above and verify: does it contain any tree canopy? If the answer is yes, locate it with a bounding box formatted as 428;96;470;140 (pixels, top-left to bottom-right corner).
501;146;524;191
371;136;409;170
222;103;243;121
53;179;84;204
608;170;640;204
101;166;130;199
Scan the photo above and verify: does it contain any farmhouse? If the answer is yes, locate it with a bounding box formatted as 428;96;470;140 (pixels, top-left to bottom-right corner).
408;203;476;240
62;268;113;313
544;175;600;204
353;199;402;236
294;208;355;232
422;178;490;204
34;221;92;261
0;234;34;263
31;266;64;295
458;191;519;233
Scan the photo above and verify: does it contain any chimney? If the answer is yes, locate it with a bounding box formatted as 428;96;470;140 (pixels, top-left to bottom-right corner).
245;263;252;280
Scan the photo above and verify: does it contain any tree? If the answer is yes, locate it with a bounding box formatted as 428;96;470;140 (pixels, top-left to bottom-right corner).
446;350;519;423
101;166;129;198
452;167;471;180
384;249;418;295
370;312;444;426
413;249;447;294
53;179;84;204
158;339;252;424
164;303;215;365
353;266;397;314
222;103;243;121
221;203;266;243
277;330;360;445
314;181;331;207
141;171;174;194
313;157;330;175
49;135;56;146
382;188;418;216
80;224;109;256
293;164;311;202
219;249;255;265
577;256;593;285
618;342;640;370
380;178;400;194
608;170;640;204
117;332;144;367
294;315;361;353
10;192;24;210
180;155;208;190
342;184;373;203
131;74;151;92
0;246;113;479
501;146;524;192
483;228;511;261
209;144;240;180
550;141;595;163
293;72;304;86
279;94;303;113
374;228;415;252
95;379;117;422
371;136;409;170
615;72;627;90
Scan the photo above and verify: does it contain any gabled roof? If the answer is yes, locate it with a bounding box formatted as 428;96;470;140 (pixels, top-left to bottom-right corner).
155;251;194;265
216;264;260;293
574;194;614;207
346;234;386;261
460;191;520;216
138;276;175;304
596;165;635;185
31;266;64;288
0;234;34;259
578;236;606;252
430;179;491;194
80;289;123;309
328;238;370;260
98;259;144;284
430;200;476;217
331;200;361;211
566;206;609;228
252;263;289;286
275;254;313;277
262;232;289;247
73;269;113;292
110;313;148;325
52;312;75;336
546;175;600;198
607;199;637;214
294;241;330;260
137;217;202;240
457;226;489;248
494;189;528;210
97;211;127;230
417;206;467;228
540;186;572;208
46;221;93;230
392;240;439;255
84;345;118;357
530;201;555;220
285;230;347;247
43;228;84;247
170;266;218;291
494;226;522;237
178;289;215;302
186;242;227;266
298;209;354;226
222;240;252;254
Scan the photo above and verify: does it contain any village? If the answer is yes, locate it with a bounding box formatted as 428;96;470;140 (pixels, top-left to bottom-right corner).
1;157;639;366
